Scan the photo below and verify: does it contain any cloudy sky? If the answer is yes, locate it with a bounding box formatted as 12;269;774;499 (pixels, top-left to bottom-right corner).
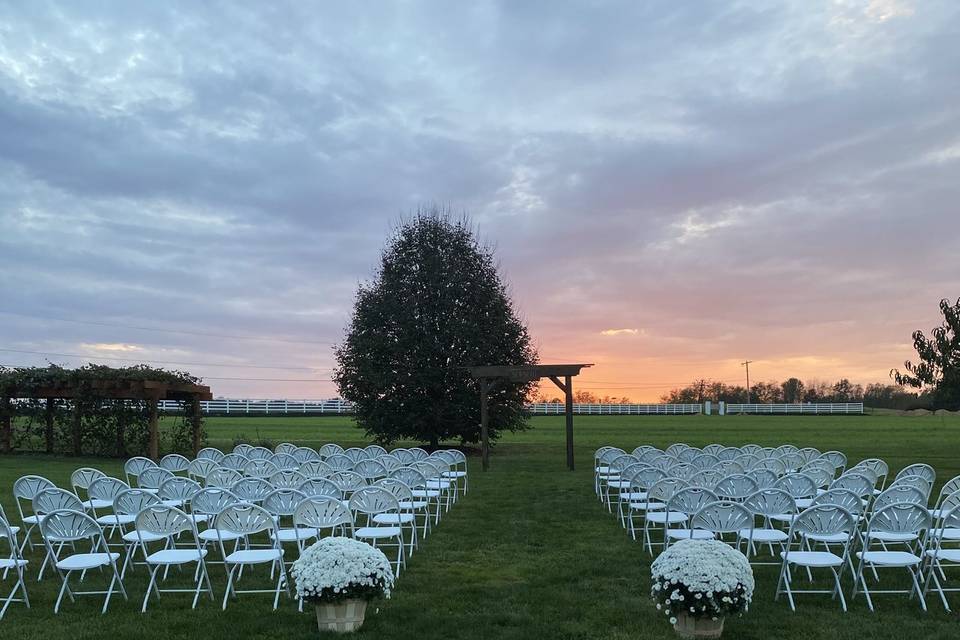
1;1;958;401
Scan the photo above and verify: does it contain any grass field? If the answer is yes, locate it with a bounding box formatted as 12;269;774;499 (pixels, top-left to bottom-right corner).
2;413;959;639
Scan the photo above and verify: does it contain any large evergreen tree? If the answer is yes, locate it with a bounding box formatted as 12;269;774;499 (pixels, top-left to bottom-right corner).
334;211;537;447
892;297;960;408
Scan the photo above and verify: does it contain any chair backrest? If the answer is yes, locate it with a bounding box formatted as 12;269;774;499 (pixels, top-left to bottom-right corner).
231;477;274;503
139;467;175;490
34;488;84;515
389;467;429;491
854;458;889;482
364;445;388;458
270;453;300;471
691;501;754;534
71;467;106;494
754;458;786;475
667;487;719;517
668;463;696;480
702;444;724;455
263;488;308;517
779;452;804;473
408;447;429;461
714;461;745;476
299;460;333;478
829;472;875;497
743;488;796;518
88;476;130;504
188;458;220;480
293;447;321;464
774;473;817;499
665;443;689;457
298;477;342;499
114;488;162;516
159;477;202;502
124;456;157;481
247;447;273;461
190;487;239;516
0;510;22;558
790;504;856;539
329;471;366;494
734;454;760;472
219;453;249;471
349;486;400;515
812;488;864;515
160;453;190;473
243;459;280;479
747;468;779;489
801;466;834;489
40;509;104;544
274;442;298;455
935;476;960;508
325;454;354;472
135;505;197;538
688;469;724;489
206;467;243;488
866;503;931;537
379;455;403;472
798;447;822;464
714;474;759;500
233;443;255;457
819;451;847;474
343;447;365;463
873;485;927;510
718;447;741;462
270;470;308;489
647;478;690;505
319;443;344;459
293;496;353;530
13;475;56;506
375;478;414;503
354;459;388;481
896;463;935;485
739;444;763;456
393;448;415;464
196;447;225;462
214;503;277;536
889;475;932;499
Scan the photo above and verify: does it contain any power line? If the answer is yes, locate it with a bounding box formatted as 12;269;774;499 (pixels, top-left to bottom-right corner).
0;348;333;371
0;310;337;346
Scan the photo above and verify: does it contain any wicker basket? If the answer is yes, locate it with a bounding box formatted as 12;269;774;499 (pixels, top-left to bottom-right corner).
315;599;368;633
673;612;725;639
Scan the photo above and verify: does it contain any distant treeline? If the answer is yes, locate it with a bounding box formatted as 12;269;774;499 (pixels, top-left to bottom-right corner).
659;378;931;410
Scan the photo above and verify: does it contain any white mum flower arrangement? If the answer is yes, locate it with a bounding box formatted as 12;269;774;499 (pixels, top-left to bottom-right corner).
292;537;395;604
650;539;754;625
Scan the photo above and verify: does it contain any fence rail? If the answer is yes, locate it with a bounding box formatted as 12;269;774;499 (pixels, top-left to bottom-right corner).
723;402;864;415
526;403;702;415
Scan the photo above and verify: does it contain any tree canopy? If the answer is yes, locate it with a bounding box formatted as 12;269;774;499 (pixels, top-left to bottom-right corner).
334;211;537;446
892;297;960;408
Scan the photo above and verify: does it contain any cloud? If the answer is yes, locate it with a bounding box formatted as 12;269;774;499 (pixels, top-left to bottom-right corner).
600;329;642;337
80;343;144;353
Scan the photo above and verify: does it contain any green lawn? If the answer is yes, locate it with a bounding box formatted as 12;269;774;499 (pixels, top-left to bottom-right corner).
2;414;960;639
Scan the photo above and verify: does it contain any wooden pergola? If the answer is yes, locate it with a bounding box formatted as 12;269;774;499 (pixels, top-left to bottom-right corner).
469;364;592;472
0;379;213;460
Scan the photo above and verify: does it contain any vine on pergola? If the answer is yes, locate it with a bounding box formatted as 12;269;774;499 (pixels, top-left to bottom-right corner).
0;364;211;459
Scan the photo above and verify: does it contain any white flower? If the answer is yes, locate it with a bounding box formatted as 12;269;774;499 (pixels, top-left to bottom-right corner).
291;537;394;603
669;617;677;624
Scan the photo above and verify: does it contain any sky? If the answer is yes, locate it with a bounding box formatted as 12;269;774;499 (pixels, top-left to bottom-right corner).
1;1;958;402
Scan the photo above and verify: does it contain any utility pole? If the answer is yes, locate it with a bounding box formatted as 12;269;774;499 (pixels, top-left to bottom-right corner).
742;360;753;404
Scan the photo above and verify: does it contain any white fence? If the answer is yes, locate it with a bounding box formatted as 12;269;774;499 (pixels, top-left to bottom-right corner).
527;403;702;415
723;403;863;415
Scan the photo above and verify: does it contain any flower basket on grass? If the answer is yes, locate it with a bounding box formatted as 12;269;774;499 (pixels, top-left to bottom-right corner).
650;539;754;639
292;537;395;633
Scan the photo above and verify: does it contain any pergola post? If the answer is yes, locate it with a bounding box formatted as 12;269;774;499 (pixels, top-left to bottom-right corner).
191;400;203;456
0;397;11;454
480;379;490;471
45;398;55;454
148;397;160;461
72;403;83;456
565;374;575;471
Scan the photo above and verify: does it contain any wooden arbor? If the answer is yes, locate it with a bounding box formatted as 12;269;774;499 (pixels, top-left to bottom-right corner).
0;379;212;460
469;364;592;471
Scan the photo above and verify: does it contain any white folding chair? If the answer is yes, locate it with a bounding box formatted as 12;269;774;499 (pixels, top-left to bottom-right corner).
232;443;255;457
274;442;298;455
190;488;241;566
715;475;759;502
740;489;795;564
924;505;960;611
188;458;220;482
112;489;163;578
214;503;290;610
196;447;226;463
349;486;405;577
642;478;689;555
219;453;249;472
390;467;440;533
12;475;55;551
373;478;420;556
691;501;755;554
293;447;320;464
70;468;106;509
270;470;308;489
776;504;855;611
293;496;354;549
299;460;333;479
853;503;931;611
135;505;214;612
298;477;342;500
33;488;86;581
318;443;344;459
123;457;157;488
160;454;191;475
40;509;128;614
86;477;131;541
263;488;315;562
0;511;28;620
138;467;175;495
159;477;202;509
243;459;279;479
205;467;242;489
247;447;273;461
663;487;720;549
231;477;275;504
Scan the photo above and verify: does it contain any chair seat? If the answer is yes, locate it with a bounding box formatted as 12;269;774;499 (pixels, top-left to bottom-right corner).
595;466;611;474
781;551;844;567
199;529;242;542
0;558;28;569
794;498;814;509
160;499;185;508
666;529;715;540
930;528;960;540
57;552;120;571
769;513;796;523
140;488;161;494
373;513;415;525
189;513;210;524
84;499;113;510
146;549;208;565
355;526;402;539
867;531;918;543
442;471;466;479
857;550;921;567
271;528;320;543
803;532;849;544
0;525;21;537
620;491;647;501
398;500;428;511
21;515;39;525
630;501;665;512
122;530;168;544
224;549;283;564
98;514;135;526
645;512;687;525
926;548;960;563
426;480;451;490
411;489;440;499
741;528;788;542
